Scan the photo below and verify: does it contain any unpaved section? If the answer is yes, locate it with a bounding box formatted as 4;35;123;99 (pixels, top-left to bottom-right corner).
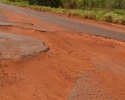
0;2;125;100
68;57;125;100
0;26;125;100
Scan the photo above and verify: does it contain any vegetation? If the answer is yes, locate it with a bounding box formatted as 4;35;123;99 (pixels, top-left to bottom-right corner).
0;0;125;25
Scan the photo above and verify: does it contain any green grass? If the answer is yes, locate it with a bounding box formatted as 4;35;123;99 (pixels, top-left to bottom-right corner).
0;0;125;25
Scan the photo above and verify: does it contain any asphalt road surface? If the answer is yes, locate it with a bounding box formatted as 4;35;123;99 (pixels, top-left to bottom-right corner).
0;2;125;42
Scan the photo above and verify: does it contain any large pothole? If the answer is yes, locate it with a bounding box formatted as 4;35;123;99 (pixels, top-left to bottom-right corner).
0;31;49;60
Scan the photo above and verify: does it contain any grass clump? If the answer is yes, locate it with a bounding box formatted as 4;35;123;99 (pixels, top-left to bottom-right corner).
83;11;96;20
103;12;113;22
103;12;125;24
113;16;125;24
113;9;125;15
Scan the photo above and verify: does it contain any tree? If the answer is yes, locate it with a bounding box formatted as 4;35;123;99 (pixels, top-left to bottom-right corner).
28;0;62;7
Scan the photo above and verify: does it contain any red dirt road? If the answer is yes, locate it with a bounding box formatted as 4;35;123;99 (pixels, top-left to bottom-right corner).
0;6;125;100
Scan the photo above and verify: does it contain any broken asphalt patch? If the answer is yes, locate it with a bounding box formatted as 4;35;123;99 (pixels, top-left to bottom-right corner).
0;32;49;60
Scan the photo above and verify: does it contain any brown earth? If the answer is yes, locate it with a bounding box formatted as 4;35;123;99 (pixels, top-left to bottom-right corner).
0;7;125;100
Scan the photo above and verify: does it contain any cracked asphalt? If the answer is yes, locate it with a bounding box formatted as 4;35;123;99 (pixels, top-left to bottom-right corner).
0;32;49;60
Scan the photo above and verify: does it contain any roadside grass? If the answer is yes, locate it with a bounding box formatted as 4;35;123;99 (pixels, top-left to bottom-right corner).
0;0;125;25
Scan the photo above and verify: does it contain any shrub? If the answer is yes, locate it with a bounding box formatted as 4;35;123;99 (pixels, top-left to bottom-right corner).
113;9;125;15
66;10;72;16
95;10;106;20
103;13;113;22
121;18;125;25
83;11;96;20
113;16;123;24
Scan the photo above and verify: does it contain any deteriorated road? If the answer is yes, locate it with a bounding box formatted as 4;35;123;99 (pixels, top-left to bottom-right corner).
0;2;125;100
0;2;125;41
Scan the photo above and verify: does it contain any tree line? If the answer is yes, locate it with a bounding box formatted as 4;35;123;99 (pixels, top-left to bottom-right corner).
10;0;125;9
